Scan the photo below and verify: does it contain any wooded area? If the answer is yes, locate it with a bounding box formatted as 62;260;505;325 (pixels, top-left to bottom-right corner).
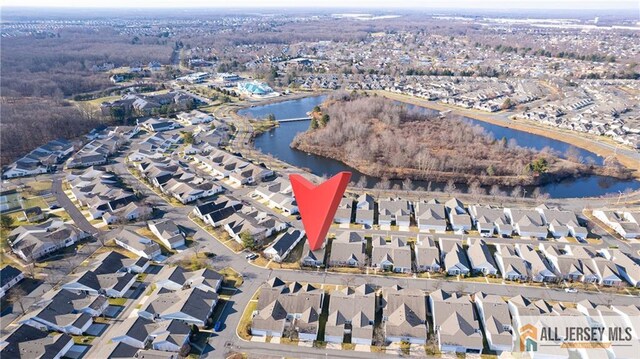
0;28;173;166
292;94;595;186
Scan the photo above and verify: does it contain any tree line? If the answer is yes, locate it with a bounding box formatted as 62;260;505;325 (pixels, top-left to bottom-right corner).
292;93;582;187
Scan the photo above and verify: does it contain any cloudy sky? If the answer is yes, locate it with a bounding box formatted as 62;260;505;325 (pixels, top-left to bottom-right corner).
2;0;638;9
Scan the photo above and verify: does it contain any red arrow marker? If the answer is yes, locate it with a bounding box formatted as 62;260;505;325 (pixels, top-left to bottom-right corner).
289;172;351;251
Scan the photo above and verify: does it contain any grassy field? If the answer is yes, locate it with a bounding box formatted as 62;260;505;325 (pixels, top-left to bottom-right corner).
21;196;49;209
219;267;244;288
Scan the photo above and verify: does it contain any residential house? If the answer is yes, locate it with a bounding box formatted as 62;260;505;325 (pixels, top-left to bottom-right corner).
508;295;557;331
7;220;89;262
414;235;441;273
514;244;557;283
356;194;374;210
300;241;325;267
353;192;375;227
111;316;191;352
139;287;218;326
439;238;470;276
62;251;141;298
445;198;472;233
467;238;498;276
103;202;152;225
148;220;185;249
325;285;376;345
383;286;428;344
176;110;213;125
469;205;513;237
429;289;483;353
494;244;528;281
254;179;297;215
20;289;107;335
328;231;367;267
228;163;273;186
251;279;323;341
23;207;45;223
354;207;374;228
263;229;304;263
111;228;162;259
378;199;411;230
536;205;588;240
0;324;73;359
593;209;640;239
192;196;242;226
333;198;353;225
224;209;286;245
0;265;24;298
154;266;222;293
371;236;412;273
505;208;548;239
141;118;177;133
593;257;624;287
540;244;600;283
599;249;640;287
415;201;447;233
474;292;513;352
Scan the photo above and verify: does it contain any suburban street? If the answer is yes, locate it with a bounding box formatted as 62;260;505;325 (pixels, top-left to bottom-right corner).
105;147;639;358
3;8;640;359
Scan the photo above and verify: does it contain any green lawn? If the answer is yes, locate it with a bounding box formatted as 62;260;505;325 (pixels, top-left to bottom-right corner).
72;335;96;345
108;298;128;306
22;197;48;209
238;300;257;340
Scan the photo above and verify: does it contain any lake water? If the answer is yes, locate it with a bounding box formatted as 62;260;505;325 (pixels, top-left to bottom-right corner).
243;95;640;198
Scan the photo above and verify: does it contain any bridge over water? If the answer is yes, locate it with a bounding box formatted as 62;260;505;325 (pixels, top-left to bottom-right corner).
276;117;311;122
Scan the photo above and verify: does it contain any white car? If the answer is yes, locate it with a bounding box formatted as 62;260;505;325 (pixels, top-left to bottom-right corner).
564;288;578;293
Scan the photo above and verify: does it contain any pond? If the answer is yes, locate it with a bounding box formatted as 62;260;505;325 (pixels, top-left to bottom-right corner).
243;95;639;198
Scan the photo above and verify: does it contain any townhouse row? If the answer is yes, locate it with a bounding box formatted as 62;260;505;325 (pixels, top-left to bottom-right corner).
250;278;640;357
67;166;151;224
334;195;589;240
297;231;640;287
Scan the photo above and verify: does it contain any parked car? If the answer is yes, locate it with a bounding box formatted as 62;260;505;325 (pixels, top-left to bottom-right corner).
214;321;222;332
564;288;578;293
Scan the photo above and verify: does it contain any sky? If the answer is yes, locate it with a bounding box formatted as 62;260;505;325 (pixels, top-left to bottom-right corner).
2;0;638;9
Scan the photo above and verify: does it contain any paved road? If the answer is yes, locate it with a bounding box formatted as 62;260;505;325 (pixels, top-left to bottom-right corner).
109;153;639;359
52;176;101;235
81;97;638;358
103;101;640;358
2;176;104;334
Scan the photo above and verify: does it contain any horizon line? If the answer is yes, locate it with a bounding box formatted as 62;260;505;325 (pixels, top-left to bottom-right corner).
2;5;638;10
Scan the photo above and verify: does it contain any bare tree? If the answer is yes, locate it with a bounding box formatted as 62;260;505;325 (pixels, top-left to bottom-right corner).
8;288;29;315
489;185;502;199
444;179;456;195
402;178;414;193
468;180;485;199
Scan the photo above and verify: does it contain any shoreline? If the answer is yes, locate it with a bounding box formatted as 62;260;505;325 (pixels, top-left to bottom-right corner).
235;90;329;115
375;90;640;179
291;140;628;188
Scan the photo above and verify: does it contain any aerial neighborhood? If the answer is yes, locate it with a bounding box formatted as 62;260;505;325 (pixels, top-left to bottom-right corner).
1;8;640;359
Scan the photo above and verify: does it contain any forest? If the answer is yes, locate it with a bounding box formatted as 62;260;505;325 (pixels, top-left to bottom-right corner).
0;27;173;166
292;93;603;187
